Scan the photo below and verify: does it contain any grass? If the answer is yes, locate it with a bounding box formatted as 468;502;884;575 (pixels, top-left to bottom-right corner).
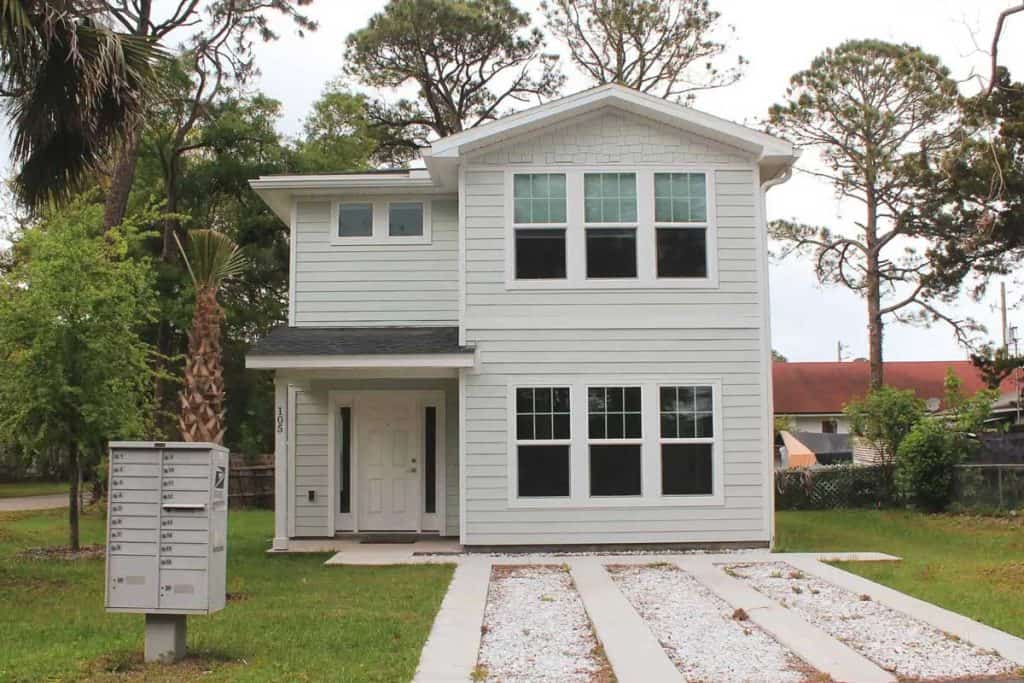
0;480;67;498
776;509;1024;639
0;507;454;682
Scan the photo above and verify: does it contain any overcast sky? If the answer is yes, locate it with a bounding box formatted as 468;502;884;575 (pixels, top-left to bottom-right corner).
3;1;1023;362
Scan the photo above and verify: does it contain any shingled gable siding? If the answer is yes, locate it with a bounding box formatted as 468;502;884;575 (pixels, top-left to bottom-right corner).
460;109;771;545
291;379;460;537
293;197;458;326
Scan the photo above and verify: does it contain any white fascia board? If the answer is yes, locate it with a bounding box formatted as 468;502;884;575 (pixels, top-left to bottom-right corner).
245;353;476;370
426;84;797;163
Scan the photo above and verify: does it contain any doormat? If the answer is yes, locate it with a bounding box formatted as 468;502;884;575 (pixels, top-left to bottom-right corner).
359;537;417;544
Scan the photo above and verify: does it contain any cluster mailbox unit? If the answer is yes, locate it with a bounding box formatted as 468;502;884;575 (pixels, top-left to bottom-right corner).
105;441;229;662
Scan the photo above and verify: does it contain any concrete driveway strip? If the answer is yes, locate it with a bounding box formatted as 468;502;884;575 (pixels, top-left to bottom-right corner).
412;557;491;683
569;558;680;683
681;559;897;683
0;494;67;512
787;556;1024;667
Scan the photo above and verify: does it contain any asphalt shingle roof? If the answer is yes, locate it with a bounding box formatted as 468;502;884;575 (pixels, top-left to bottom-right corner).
248;326;472;356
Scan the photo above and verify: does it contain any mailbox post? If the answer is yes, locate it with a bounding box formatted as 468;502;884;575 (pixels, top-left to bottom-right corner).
105;441;229;663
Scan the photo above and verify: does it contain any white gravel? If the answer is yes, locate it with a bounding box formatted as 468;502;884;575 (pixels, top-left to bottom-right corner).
609;564;811;682
477;565;609;682
729;562;1018;681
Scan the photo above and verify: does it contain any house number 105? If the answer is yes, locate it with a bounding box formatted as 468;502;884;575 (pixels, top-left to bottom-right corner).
276;406;285;434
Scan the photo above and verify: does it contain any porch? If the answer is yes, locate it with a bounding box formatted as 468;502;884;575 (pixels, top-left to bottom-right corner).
245;326;475;551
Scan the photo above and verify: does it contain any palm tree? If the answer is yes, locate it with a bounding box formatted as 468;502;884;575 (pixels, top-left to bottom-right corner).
175;230;246;445
0;1;165;207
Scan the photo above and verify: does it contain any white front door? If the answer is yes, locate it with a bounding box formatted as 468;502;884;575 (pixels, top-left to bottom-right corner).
357;393;421;531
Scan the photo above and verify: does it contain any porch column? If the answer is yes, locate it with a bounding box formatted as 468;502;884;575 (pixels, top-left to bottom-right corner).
272;375;289;550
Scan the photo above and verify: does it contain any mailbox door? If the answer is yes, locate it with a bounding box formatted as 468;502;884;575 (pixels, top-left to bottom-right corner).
107;556;158;609
159;569;208;610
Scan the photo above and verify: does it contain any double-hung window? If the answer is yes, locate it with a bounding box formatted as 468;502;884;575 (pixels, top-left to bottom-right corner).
659;385;715;495
587;386;642;496
515;387;571;497
654;173;709;278
584;173;638;279
513;174;567;279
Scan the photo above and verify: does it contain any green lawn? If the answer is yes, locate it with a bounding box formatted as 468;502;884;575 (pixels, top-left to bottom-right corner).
0;481;67;498
0;507;454;682
776;509;1024;638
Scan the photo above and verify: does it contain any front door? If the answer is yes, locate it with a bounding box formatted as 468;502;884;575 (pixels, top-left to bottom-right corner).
357;393;420;531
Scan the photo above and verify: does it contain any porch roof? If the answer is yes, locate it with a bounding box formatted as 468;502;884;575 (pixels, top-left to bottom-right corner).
245;326;475;369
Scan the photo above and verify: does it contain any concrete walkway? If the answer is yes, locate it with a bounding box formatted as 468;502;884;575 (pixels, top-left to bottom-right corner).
0;493;67;512
408;551;1024;683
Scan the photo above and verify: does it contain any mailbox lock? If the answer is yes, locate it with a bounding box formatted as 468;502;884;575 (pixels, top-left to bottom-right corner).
112;505;122;512
112;518;121;525
112;492;122;500
160;558;171;566
163;493;174;500
164;466;175;473
113;479;122;486
161;545;172;552
113;466;123;473
111;531;121;538
165;479;174;486
111;544;121;551
161;519;173;527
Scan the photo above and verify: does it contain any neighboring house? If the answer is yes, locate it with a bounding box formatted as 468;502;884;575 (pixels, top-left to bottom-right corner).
773;360;1016;435
777;431;852;468
246;85;798;550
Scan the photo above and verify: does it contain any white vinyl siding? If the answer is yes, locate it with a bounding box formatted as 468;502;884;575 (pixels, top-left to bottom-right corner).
290;379;460;537
292;197;458;326
461;328;768;546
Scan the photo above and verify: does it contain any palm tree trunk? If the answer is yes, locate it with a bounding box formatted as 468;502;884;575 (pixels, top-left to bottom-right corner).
180;286;226;444
103;136;141;230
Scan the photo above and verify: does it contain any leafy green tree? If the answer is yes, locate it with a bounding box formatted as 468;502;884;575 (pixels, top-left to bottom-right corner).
542;0;743;102
769;40;963;389
896;418;962;512
942;368;997;434
845;386;926;475
0;0;165;207
344;0;564;163
294;81;380;172
0;199;155;549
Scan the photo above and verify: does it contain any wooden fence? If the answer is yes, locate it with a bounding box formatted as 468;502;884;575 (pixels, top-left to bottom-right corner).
229;456;274;509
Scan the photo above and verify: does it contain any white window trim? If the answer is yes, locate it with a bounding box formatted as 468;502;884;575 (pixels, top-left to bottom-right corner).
506;378;725;509
504;166;718;290
585;385;645;500
657;383;719;498
329;198;432;246
511;385;573;502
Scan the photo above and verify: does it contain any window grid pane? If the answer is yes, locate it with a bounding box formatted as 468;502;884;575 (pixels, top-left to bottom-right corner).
660;385;714;439
654;173;707;222
517;387;570;441
389;202;423;237
338;203;373;237
513;174;567;224
588;387;642;439
584;173;637;223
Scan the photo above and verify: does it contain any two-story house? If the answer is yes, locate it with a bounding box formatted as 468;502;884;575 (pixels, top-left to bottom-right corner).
246;85;797;550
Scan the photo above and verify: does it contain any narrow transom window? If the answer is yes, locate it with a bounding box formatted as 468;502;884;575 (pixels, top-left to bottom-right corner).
584;173;637;223
588;386;642;496
514;174;567;224
659;385;714;496
389;202;424;237
654;173;707;223
338;203;373;237
515;387;571;497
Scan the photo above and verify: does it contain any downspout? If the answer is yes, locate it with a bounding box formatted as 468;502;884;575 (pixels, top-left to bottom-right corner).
758;162;795;549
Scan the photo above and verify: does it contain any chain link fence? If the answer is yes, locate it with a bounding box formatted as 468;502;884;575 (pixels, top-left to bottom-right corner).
952;465;1024;510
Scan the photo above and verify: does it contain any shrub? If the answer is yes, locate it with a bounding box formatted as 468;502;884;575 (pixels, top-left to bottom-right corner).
845;386;926;469
896;418;963;512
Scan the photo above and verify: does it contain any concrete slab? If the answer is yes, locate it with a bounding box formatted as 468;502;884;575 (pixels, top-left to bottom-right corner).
569;559;680;683
681;559;897;683
412;558;491;683
323;539;464;565
788;556;1024;667
0;493;67;512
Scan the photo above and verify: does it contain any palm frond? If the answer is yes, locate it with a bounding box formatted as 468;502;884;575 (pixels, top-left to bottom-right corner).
174;229;247;291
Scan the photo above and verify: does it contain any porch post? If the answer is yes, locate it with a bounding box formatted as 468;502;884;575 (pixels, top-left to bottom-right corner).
272;375;290;550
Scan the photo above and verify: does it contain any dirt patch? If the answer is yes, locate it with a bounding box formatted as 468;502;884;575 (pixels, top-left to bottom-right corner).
977;562;1024;590
84;651;240;681
17;544;105;561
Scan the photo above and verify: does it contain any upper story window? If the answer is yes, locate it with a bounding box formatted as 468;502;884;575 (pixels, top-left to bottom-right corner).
513;174;567;279
338;202;373;238
331;199;431;245
654;173;708;279
506;169;716;288
584;173;637;279
389;201;424;237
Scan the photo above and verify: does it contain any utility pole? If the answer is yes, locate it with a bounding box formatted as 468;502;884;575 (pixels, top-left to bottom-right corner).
836;340;848;362
1001;282;1009;350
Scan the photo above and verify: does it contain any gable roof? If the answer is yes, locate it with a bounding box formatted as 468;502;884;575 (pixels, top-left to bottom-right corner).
424;84;796;172
773;360;1013;415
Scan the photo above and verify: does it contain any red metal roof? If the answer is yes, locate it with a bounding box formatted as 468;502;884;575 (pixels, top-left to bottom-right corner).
773;360;1013;415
